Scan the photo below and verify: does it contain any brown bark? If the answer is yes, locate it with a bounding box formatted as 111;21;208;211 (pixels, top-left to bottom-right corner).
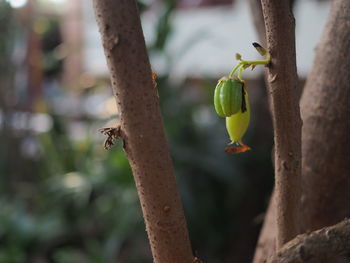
269;219;350;263
248;2;275;262
260;0;302;248
252;192;277;263
92;1;194;263
300;0;350;233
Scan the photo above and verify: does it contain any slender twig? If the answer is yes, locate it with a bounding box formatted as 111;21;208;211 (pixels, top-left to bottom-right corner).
91;1;194;262
260;0;302;248
269;219;350;263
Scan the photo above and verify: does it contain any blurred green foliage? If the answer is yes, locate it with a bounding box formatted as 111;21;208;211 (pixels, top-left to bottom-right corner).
0;1;274;263
151;0;176;51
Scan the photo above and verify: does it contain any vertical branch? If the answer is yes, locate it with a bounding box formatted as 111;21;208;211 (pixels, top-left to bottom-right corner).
92;1;194;263
252;192;277;263
260;0;302;248
300;0;350;233
248;2;275;261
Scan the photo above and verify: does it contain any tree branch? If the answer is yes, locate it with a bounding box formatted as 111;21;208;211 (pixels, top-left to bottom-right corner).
248;2;276;261
300;0;350;234
92;1;194;262
269;219;350;263
260;0;302;248
252;192;277;263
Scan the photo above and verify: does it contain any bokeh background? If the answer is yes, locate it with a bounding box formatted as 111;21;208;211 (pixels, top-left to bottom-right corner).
0;0;330;262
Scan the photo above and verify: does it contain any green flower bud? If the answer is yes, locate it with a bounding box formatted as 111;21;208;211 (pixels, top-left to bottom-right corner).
214;77;244;117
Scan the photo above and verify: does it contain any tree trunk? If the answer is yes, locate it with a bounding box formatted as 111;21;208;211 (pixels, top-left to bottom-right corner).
300;0;350;233
260;0;302;248
91;1;194;262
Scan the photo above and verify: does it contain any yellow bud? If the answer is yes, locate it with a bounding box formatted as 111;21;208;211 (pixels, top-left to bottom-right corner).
225;87;250;143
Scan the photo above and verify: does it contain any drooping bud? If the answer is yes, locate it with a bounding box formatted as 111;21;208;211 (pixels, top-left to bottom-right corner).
214;77;244;117
225;87;250;143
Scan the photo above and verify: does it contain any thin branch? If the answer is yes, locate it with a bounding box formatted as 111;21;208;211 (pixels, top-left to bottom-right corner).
269;219;350;263
91;1;194;262
260;0;302;248
248;2;276;261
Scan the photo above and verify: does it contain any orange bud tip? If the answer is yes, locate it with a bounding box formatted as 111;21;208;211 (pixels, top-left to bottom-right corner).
225;145;251;154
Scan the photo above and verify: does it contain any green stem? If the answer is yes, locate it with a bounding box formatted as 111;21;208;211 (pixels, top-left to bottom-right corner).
229;53;270;79
242;52;271;66
229;62;243;77
242;58;270;65
237;65;244;81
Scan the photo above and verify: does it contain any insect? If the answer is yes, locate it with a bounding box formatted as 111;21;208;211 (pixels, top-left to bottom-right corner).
152;72;157;88
99;126;121;150
152;72;159;97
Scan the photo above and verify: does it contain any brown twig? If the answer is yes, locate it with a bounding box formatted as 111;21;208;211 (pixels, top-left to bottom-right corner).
92;1;194;262
269;218;350;263
260;0;302;248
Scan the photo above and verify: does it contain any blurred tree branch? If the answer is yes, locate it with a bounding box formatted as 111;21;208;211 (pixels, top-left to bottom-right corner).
269;219;350;263
300;0;350;234
252;192;277;263
92;1;194;262
252;0;350;262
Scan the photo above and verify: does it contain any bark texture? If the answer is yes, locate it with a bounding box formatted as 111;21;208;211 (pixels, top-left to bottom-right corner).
260;0;302;248
248;2;275;261
300;0;350;232
92;1;194;263
252;192;277;263
269;219;350;263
